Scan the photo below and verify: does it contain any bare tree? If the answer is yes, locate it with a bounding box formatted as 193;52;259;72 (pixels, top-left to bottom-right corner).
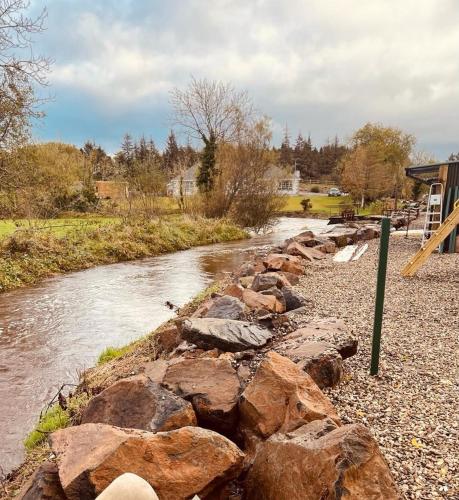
171;77;253;191
170;77;253;143
0;0;50;154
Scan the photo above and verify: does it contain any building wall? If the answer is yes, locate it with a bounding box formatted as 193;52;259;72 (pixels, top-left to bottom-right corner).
95;181;129;200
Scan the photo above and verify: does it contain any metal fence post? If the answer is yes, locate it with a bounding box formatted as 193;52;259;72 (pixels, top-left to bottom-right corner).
370;217;391;376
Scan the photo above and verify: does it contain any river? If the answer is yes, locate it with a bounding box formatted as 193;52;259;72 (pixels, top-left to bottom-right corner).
0;217;328;473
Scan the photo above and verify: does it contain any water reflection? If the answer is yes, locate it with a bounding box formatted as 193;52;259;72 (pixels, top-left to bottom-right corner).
0;217;327;472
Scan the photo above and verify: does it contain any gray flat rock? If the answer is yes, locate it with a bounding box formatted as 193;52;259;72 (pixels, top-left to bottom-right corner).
182;317;273;352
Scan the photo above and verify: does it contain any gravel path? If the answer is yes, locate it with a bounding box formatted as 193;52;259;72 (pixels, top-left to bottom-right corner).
296;236;459;499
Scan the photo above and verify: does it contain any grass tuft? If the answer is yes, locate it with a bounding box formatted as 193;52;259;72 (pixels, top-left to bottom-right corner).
24;405;69;450
97;345;131;365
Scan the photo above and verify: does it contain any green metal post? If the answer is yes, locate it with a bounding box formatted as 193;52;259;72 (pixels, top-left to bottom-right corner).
370;217;391;376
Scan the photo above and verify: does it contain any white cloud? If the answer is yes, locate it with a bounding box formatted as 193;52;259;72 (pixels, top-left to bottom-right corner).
40;0;459;155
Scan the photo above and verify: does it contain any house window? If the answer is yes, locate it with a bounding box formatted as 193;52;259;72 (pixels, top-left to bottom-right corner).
184;180;195;195
279;180;293;191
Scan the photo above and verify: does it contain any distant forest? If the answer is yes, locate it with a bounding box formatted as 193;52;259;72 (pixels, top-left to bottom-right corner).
87;128;348;182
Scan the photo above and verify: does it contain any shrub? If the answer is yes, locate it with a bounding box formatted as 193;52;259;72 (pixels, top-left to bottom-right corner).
311;185;320;193
301;198;312;212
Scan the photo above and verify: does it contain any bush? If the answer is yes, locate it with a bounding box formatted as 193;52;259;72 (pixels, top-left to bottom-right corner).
311;185;320;193
301;198;312;212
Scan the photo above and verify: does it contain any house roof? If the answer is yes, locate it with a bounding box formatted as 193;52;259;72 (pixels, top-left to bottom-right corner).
265;164;299;179
171;163;199;182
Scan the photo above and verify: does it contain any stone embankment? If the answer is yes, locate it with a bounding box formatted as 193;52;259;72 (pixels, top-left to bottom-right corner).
17;222;403;499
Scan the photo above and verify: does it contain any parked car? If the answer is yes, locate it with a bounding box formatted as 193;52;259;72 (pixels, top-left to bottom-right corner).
328;187;342;197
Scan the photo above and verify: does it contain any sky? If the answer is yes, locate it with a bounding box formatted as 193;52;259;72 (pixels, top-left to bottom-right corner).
30;0;459;158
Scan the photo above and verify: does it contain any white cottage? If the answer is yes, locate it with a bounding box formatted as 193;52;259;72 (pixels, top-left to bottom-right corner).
167;163;300;197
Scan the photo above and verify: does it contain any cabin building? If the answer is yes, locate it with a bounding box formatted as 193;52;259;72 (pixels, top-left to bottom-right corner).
167;164;300;197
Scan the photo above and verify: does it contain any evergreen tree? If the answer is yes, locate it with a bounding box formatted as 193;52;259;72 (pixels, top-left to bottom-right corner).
162;130;180;173
198;132;217;192
279;125;293;167
136;135;149;162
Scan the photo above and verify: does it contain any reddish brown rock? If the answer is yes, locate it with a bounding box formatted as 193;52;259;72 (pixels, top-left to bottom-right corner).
287;318;357;359
315;239;337;254
17;462;66;500
153;325;181;354
286;241;326;261
242;288;285;313
236;260;265;277
223;283;244;300
191;298;214;318
262;253;304;275
323;228;358;247
141;359;169;382
245;421;400;500
51;424;244;500
276;337;344;388
292;230;314;244
163;357;241;435
81;375;196;432
279;271;300;285
239;352;339;440
239;276;254;288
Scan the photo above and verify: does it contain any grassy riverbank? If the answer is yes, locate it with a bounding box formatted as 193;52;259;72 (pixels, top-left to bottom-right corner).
0;216;248;293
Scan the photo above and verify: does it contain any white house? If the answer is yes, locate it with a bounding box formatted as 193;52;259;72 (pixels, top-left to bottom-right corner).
167;163;300;197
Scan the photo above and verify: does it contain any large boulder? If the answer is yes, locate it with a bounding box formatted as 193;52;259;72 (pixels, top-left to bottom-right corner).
236;260;265;277
152;326;181;355
259;286;286;310
51;424;244;500
239;352;339;440
245;420;400;500
204;295;245;320
291;230;314;244
279;271;300;285
251;272;289;292
181;317;273;352
223;283;244;300
314;239;337;254
162;357;241;435
17;462;66;500
276;338;343;388
81;375;196;432
286;241;327;261
356;224;381;240
262;254;304;275
287;318;357;359
241;288;285;313
281;286;307;311
323;228;358;247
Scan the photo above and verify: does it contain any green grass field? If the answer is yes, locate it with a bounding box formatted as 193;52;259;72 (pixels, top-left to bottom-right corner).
280;195;371;216
0;217;118;239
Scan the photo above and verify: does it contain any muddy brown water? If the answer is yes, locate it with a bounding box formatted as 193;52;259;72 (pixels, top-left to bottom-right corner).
0;217;329;473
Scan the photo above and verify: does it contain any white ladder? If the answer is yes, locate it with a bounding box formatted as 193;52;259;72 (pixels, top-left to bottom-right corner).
422;182;443;246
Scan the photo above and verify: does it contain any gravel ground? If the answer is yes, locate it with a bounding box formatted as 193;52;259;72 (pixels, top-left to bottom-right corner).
296;236;459;499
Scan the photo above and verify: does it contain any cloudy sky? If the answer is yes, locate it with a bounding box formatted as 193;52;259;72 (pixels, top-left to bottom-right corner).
31;0;459;158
